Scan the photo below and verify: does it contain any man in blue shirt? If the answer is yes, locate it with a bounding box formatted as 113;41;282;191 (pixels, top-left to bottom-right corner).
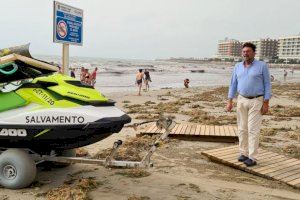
227;42;271;167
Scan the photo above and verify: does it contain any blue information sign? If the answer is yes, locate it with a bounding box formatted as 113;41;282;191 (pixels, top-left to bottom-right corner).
53;1;83;45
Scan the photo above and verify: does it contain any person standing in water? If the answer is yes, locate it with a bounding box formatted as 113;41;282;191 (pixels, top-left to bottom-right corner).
144;69;152;91
284;69;288;82
136;69;144;96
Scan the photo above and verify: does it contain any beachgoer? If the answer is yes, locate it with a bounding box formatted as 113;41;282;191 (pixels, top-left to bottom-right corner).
184;79;190;88
270;75;275;82
291;67;294;77
58;67;63;74
284;69;288;81
70;68;76;78
144;69;151;91
227;42;271;167
136;69;144;96
91;67;98;87
85;69;91;85
80;67;86;82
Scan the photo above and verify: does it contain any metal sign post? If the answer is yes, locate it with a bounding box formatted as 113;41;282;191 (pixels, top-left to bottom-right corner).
62;44;69;75
53;1;83;75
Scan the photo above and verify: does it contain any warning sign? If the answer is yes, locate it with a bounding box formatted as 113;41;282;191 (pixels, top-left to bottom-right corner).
53;1;83;45
57;20;68;38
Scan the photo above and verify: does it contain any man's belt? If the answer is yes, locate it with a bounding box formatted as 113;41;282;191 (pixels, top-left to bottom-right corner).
240;94;263;99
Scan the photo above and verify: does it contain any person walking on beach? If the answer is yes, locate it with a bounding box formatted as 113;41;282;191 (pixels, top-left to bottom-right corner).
91;67;98;87
136;69;144;96
284;69;288;82
70;68;76;78
144;69;151;91
85;69;91;85
227;42;271;167
80;67;86;82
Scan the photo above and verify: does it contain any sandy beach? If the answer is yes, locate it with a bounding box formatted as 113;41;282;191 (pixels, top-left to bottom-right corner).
0;81;299;200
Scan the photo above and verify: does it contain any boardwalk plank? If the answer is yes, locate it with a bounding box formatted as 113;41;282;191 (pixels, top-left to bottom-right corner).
175;124;184;134
190;125;197;135
219;126;226;136
185;125;192;135
180;124;188;135
209;126;215;136
202;145;300;189
147;123;157;133
205;125;210;135
199;125;206;135
195;125;201;135
140;123;238;142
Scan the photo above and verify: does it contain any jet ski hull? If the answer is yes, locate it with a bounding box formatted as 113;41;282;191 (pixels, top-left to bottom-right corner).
0;114;131;153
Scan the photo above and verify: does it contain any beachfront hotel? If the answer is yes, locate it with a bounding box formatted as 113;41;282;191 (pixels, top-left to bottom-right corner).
217;35;300;62
241;38;278;61
278;35;300;61
217;38;242;60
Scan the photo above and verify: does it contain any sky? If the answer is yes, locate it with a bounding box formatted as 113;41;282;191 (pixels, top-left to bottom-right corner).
1;0;299;59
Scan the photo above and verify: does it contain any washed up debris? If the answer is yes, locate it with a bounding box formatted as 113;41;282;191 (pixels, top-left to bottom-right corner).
284;129;300;142
282;145;300;158
144;101;156;106
135;114;160;120
269;105;300;117
128;195;151;200
116;169;151;178
261;128;277;136
190;69;205;73
94;135;155;161
76;148;89;157
182;109;236;125
45;177;100;200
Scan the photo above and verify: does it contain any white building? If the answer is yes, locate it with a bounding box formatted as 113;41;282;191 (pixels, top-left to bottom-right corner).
241;38;278;61
278;35;300;60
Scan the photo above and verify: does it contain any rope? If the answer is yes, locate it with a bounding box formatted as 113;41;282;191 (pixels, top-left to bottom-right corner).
0;62;18;75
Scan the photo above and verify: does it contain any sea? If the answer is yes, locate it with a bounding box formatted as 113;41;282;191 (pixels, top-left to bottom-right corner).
37;55;300;94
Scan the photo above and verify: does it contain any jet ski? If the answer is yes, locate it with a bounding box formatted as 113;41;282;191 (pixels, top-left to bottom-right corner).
0;45;131;154
0;44;132;189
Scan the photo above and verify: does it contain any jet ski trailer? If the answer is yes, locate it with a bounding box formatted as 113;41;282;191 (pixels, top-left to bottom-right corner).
0;117;174;189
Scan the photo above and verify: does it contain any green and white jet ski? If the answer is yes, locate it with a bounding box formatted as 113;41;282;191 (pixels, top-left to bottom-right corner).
0;44;131;189
0;45;131;153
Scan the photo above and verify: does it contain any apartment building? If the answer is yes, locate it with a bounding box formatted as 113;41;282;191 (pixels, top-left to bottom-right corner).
217;38;242;59
278;35;300;60
241;38;278;61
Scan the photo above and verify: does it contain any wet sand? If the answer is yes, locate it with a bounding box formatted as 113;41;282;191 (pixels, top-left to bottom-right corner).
0;83;299;200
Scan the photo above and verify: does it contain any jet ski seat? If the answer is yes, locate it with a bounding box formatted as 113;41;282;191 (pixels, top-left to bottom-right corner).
0;91;27;112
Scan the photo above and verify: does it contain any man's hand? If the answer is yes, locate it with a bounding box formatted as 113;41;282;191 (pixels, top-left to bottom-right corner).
227;100;233;112
261;101;269;115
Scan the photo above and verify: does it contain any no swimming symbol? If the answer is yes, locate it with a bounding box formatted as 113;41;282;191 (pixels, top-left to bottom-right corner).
57;20;68;38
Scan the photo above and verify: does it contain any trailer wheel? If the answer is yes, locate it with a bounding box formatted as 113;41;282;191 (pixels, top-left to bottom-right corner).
0;149;36;189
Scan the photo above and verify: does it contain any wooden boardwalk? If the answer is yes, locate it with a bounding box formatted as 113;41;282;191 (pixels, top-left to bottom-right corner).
202;146;300;189
140;123;238;142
